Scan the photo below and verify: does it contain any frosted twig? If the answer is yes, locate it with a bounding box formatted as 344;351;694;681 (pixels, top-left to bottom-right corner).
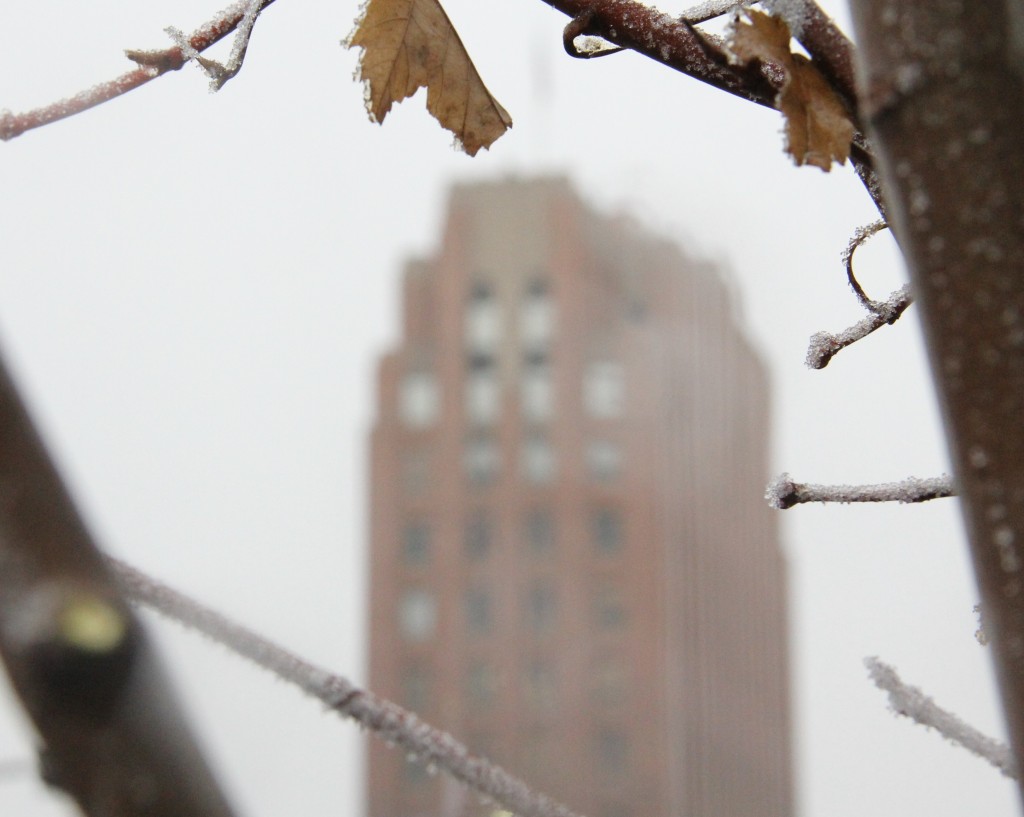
1;0;277;141
865;657;1018;779
109;558;586;817
766;472;953;509
169;0;265;90
842;219;890;311
679;0;758;24
805;283;913;369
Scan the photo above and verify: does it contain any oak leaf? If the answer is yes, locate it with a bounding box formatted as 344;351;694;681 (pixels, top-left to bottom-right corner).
729;10;854;171
346;0;512;156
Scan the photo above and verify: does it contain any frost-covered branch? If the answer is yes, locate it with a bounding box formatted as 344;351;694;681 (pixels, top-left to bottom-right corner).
842;219;890;310
680;0;758;24
0;0;277;141
110;558;586;817
805;283;912;369
865;657;1018;779
766;472;953;509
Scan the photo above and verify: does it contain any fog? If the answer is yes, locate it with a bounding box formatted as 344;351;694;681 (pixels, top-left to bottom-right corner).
0;2;1017;816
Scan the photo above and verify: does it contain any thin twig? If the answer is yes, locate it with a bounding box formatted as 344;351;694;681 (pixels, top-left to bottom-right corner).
842;219;890;311
805;283;913;369
865;657;1018;779
0;0;277;141
109;558;587;817
766;472;953;509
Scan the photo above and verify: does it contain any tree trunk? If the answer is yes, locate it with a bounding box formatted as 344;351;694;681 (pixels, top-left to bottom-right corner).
849;0;1024;800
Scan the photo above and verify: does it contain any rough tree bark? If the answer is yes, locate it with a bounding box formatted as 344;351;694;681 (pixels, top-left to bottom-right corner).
849;0;1024;802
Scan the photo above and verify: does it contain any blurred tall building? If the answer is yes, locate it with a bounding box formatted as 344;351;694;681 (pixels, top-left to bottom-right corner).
367;178;792;817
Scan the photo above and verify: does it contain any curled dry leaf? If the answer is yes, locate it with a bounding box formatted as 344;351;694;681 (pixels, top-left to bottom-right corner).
345;0;512;156
728;10;854;170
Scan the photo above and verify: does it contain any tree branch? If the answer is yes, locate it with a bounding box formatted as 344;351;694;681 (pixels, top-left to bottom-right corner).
849;4;1024;800
766;472;953;509
865;657;1018;779
0;0;277;141
109;558;587;817
0;352;236;817
805;283;912;369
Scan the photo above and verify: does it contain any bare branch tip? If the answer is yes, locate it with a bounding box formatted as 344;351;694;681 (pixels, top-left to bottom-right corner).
765;473;799;509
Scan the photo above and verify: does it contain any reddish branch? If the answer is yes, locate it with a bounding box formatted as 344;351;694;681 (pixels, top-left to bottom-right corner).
543;0;885;214
0;0;276;141
0;352;235;817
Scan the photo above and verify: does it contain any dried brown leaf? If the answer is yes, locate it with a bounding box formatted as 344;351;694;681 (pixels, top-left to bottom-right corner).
729;10;854;171
346;0;512;156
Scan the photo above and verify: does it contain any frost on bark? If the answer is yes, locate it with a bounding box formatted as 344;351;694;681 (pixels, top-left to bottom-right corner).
849;0;1024;802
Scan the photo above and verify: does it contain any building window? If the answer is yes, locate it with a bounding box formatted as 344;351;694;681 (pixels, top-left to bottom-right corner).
595;728;628;774
402;521;431;566
521;354;553;422
593;586;626;630
465;510;492;560
591;657;627;704
526;582;557;634
586;440;621;481
402;450;430;496
525;509;554;554
466;281;501;352
399;371;440;428
403;755;429;783
401;665;431;712
465;436;500;485
399;589;437;642
521;278;554;350
465;587;493;636
467;662;497;708
523;661;557;714
522;435;555;484
592;508;623;554
583;361;624;419
466;364;501;425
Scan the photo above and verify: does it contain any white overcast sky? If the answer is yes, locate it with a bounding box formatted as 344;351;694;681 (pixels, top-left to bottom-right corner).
0;2;1018;816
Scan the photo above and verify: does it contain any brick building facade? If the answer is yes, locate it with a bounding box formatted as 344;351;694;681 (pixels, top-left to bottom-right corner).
367;178;792;817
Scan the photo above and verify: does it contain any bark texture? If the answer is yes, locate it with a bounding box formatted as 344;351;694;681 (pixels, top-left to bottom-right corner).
849;0;1024;796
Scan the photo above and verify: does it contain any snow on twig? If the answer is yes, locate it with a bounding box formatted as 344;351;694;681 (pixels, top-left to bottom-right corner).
766;472;953;509
842;219;889;310
865;657;1018;779
679;0;758;24
805;284;913;369
1;0;277;141
109;558;587;817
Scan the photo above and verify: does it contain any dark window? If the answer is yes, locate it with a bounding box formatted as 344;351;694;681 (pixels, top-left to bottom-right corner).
465;436;500;485
401;666;430;712
524;661;557;714
465;587;492;635
592;657;627;704
526;583;557;634
525;509;554;554
593;508;622;554
467;662;497;708
465;510;493;559
596;728;628;773
402;522;430;565
594;586;626;629
403;755;428;783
